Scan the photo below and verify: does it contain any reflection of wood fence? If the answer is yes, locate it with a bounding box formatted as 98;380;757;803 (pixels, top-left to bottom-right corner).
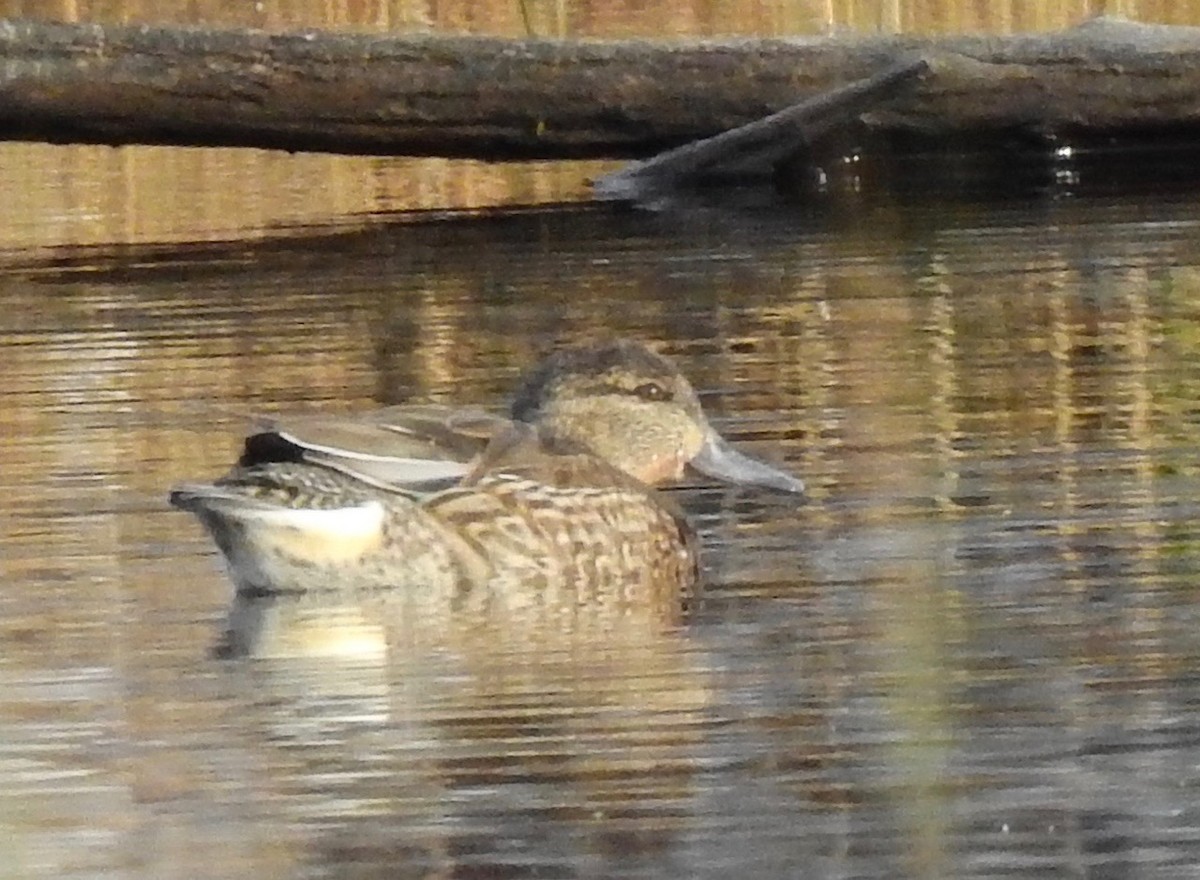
3;17;1200;159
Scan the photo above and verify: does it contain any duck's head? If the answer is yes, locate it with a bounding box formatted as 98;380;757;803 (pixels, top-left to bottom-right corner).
510;339;804;493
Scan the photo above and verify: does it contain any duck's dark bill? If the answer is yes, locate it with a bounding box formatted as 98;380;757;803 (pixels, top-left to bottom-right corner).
690;432;805;494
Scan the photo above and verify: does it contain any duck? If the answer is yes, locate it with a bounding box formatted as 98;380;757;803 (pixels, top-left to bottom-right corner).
169;339;804;605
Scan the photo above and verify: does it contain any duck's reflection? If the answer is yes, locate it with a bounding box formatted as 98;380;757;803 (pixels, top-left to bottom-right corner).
215;568;708;877
214;545;689;660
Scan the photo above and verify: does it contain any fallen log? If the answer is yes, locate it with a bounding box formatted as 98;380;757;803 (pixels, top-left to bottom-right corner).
2;16;1200;161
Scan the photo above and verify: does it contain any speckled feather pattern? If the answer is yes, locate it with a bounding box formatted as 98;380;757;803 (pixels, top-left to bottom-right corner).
182;458;695;603
428;472;697;602
171;339;799;616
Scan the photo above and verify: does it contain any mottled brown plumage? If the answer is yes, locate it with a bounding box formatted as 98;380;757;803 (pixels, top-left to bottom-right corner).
169;339;803;608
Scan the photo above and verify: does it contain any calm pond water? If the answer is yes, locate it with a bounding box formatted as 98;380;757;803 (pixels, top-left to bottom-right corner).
7;173;1200;879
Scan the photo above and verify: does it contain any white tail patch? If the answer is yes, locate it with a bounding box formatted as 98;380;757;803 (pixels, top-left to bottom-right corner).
237;501;388;563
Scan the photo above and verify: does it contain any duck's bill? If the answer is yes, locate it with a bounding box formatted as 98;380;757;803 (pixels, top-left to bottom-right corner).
690;431;805;494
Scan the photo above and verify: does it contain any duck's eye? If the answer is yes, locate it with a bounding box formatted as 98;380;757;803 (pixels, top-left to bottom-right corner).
633;382;672;402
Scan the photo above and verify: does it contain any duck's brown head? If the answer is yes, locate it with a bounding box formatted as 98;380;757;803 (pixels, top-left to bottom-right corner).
510;339;804;493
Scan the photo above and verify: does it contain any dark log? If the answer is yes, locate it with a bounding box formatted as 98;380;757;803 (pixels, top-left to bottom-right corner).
3;17;1200;160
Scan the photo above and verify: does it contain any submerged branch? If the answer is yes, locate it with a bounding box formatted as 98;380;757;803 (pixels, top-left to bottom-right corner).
594;56;930;198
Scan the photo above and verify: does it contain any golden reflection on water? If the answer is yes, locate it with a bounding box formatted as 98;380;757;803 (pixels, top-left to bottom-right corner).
8;166;1200;873
4;0;1200;252
5;5;1200;877
0;143;610;252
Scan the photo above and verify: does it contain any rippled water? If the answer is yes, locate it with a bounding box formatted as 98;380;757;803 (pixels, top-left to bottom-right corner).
7;185;1200;878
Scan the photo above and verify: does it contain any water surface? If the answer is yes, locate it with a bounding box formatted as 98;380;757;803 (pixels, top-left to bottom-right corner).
6;184;1200;878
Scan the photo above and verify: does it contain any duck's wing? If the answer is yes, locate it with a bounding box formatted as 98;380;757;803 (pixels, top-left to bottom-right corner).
460;422;656;493
241;404;514;492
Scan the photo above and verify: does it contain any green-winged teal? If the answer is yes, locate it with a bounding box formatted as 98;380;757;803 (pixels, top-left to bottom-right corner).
170;339;803;601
